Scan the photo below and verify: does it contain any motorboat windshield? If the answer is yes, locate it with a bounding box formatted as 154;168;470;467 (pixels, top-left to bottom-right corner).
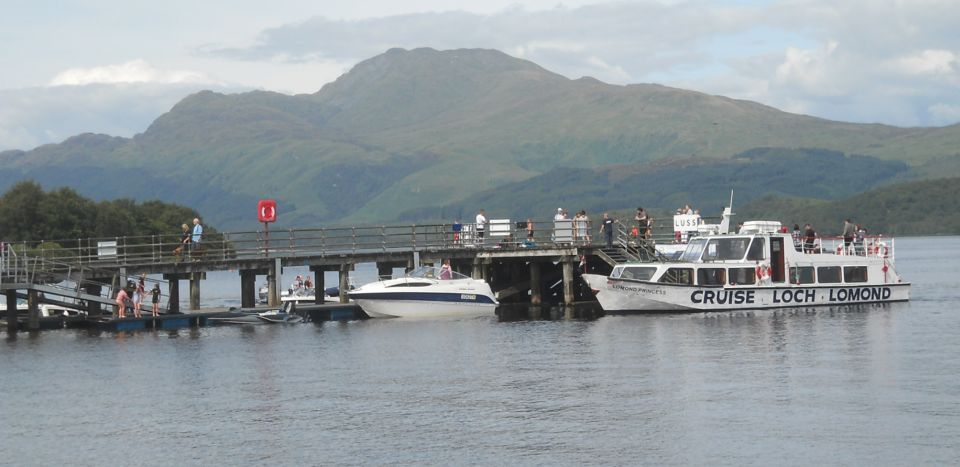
679;238;708;262
406;265;471;281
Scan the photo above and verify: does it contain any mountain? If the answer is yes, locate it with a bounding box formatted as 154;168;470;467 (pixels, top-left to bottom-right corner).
1;47;959;230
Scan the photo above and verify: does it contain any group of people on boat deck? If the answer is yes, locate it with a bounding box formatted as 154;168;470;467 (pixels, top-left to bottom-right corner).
790;219;870;255
289;274;314;294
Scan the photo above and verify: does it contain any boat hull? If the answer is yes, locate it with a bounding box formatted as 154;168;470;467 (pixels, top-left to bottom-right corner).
353;298;496;319
583;274;911;312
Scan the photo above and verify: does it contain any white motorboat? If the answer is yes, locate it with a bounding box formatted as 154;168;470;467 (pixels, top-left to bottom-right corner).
584;220;910;312
349;266;498;318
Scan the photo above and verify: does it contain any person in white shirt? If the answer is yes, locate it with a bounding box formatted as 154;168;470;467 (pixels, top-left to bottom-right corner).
554;208;565;221
475;209;487;246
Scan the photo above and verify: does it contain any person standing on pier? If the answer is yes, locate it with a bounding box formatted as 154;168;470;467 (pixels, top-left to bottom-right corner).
600;213;615;248
475;209;487;247
115;287;129;319
150;283;161;317
173;223;191;262
452;219;462;246
133;274;145;318
190;217;203;260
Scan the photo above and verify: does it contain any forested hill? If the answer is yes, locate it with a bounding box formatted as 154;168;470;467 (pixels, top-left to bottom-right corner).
738;177;960;236
0;181;215;242
1;47;959;230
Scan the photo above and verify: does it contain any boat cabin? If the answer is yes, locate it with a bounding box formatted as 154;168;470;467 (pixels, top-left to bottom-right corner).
612;222;899;288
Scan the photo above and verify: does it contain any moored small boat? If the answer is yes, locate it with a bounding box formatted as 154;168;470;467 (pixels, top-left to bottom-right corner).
349;266;498;318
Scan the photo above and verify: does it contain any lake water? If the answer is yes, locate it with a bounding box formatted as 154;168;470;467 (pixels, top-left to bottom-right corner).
2;236;959;466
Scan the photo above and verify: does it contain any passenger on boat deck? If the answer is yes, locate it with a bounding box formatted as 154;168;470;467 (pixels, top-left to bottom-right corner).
683;204;693;214
635;207;648;233
304;276;313;289
792;224;802;250
803;224;817;253
842;218;856;253
855;224;867;255
439;259;453;280
526;218;535;240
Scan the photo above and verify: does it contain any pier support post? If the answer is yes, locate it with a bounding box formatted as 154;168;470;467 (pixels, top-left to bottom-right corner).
5;289;17;333
267;258;281;306
239;270;257;308
166;277;180;314
83;283;103;316
309;267;325;305
472;258;482;279
189;272;205;311
529;262;542;305
377;263;393;280
27;289;39;331
562;260;575;306
339;264;351;303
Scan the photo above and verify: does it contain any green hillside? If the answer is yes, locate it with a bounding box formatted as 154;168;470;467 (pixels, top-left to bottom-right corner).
396;148;909;222
738;177;960;236
1;47;959;230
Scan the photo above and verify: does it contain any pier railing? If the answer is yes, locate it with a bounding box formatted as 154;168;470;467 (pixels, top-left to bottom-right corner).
0;218;688;270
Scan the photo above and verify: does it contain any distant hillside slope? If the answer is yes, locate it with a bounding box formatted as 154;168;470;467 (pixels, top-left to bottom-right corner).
1;47;959;229
397;148;909;222
738;177;960;235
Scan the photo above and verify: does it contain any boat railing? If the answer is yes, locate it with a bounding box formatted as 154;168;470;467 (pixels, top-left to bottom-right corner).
801;235;895;262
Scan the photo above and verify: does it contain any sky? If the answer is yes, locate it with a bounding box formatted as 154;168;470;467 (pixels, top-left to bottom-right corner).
1;0;959;151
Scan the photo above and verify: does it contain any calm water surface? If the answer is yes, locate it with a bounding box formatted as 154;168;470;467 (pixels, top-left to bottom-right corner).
2;237;959;466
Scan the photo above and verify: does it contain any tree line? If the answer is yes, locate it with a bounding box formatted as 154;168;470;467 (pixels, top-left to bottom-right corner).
0;181;214;243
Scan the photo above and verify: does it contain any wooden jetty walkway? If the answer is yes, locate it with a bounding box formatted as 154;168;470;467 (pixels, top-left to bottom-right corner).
1;219;663;332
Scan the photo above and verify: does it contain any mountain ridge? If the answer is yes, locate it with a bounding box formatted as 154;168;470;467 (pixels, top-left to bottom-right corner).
1;47;958;229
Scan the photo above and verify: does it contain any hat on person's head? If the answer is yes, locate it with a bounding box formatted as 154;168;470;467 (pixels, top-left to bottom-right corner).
557;208;562;212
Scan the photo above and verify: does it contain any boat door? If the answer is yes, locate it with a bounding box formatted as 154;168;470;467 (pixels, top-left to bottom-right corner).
770;237;785;282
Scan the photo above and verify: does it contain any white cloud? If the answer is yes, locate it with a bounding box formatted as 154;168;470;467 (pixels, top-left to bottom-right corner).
49;60;210;86
0;83;244;151
888;49;956;76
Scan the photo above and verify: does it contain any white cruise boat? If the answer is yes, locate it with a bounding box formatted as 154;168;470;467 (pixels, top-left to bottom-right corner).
583;220;910;312
349;266;498;318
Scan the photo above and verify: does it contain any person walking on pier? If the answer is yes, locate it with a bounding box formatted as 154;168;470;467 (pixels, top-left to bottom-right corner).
173;223;191;262
150;283;161;317
475;209;487;247
190;217;203;260
600;213;615;248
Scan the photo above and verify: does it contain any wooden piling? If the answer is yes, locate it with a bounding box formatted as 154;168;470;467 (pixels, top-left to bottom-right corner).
5;289;17;333
310;266;325;305
166;276;180;313
239;269;257;308
562;260;574;305
530;262;542;305
339;263;351;304
189;272;204;311
27;289;40;331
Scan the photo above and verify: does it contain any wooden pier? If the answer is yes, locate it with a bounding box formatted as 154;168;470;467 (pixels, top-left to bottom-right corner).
1;219;659;332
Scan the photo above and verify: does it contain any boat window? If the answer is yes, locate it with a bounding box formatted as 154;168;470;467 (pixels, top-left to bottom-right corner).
659;268;694;285
697;268;726;286
817;266;842;284
680;239;707;262
610;267;623;279
746;238;766;261
728;267;756;285
407;265;469;280
844;266;868;283
386;281;433;288
789;267;816;284
619;266;658;281
702;237;750;261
